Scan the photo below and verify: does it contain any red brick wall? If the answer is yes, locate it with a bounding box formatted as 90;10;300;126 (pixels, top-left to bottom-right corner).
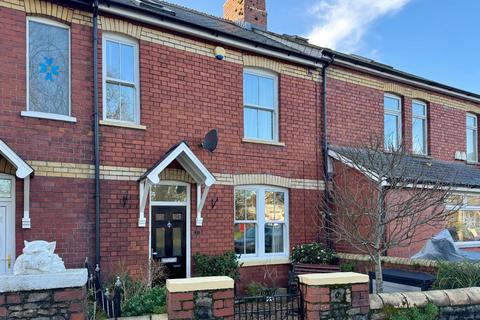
327;66;476;162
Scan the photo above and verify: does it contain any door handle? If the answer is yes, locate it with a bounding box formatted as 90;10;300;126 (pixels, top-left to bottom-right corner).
152;252;158;256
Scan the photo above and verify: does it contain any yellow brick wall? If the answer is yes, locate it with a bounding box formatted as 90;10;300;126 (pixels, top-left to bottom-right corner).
27;161;324;189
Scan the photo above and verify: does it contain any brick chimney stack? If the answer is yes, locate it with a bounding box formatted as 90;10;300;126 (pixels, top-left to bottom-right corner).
224;0;267;30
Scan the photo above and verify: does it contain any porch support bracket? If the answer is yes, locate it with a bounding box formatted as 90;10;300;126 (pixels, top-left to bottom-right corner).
196;184;211;226
138;179;151;227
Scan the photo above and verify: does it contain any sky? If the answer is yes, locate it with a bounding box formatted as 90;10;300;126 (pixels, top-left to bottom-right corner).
166;0;480;94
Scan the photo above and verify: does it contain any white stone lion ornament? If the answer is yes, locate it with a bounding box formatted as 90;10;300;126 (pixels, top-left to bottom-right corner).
13;240;66;275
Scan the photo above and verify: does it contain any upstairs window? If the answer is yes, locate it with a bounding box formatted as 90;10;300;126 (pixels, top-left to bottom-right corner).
243;69;278;141
234;186;288;259
412;100;428;155
103;34;139;124
384;94;402;150
467;113;478;162
27;18;70;116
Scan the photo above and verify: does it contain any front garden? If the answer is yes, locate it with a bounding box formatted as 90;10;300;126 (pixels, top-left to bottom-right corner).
87;244;480;319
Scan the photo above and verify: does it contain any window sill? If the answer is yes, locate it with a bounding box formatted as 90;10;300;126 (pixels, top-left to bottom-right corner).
21;111;77;123
466;161;479;165
455;241;480;248
239;256;290;267
242;138;285;147
99;120;146;130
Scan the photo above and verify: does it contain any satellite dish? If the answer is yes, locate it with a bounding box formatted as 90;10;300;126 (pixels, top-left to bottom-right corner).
200;129;218;153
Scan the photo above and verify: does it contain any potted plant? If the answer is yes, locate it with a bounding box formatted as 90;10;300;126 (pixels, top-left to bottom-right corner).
289;243;339;292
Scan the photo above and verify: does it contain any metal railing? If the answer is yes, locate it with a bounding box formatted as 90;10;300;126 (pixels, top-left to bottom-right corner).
234;291;304;320
85;258;123;318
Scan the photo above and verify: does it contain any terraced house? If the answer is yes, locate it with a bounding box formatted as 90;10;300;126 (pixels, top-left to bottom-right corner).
1;0;480;289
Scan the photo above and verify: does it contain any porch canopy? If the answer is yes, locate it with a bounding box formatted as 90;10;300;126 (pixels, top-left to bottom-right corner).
0;139;34;228
137;141;216;227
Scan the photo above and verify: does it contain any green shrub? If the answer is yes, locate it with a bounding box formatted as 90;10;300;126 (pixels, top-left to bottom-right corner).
122;286;166;317
386;302;439;320
194;251;242;280
291;243;337;265
433;261;480;289
340;262;355;272
245;281;268;296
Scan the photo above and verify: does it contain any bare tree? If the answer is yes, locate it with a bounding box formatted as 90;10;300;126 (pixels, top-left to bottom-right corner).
320;136;461;293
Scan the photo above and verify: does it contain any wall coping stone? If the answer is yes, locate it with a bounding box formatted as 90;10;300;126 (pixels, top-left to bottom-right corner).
298;272;369;286
370;287;480;310
0;269;87;293
336;252;438;268
166;276;234;293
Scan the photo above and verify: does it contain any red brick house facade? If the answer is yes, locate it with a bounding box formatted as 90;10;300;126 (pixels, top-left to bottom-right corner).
1;0;480;290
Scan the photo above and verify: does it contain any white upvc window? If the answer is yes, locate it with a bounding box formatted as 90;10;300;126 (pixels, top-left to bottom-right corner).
243;69;279;142
102;33;140;124
384;93;402;151
466;113;478;162
412;100;428;155
446;194;480;248
25;17;75;122
234;186;289;259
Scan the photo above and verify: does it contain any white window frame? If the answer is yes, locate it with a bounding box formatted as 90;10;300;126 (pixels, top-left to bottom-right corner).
412;100;428;155
446;193;480;248
102;33;140;125
24;17;75;123
243;68;279;142
234;185;289;262
384;93;402;151
466;113;478;162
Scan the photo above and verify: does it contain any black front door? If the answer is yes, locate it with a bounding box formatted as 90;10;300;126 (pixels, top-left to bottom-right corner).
151;206;187;278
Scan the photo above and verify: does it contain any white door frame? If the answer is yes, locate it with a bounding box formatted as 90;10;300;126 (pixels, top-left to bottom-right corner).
149;180;191;278
0;173;15;273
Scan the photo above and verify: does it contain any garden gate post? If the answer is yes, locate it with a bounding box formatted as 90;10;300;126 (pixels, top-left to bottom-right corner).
166;276;234;320
298;272;370;320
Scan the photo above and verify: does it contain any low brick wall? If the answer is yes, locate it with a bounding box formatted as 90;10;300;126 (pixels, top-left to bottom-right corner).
298;272;370;320
337;253;437;275
0;287;86;319
166;276;234;320
370;287;480;320
0;269;88;320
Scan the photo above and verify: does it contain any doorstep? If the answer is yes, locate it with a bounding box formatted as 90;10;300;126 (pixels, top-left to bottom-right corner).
112;314;168;320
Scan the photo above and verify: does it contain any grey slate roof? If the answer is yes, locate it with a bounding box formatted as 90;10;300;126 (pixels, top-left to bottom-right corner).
101;0;480;99
330;145;480;189
107;0;303;54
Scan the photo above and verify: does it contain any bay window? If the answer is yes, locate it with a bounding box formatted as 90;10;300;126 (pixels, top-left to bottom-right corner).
234;186;288;259
447;194;480;247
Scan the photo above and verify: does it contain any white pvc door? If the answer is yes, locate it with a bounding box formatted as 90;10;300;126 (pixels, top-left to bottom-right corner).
0;205;8;273
0;175;14;274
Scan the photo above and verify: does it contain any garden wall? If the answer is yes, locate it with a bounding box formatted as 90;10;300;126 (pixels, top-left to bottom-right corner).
0;269;88;320
337;253;437;274
370;287;480;319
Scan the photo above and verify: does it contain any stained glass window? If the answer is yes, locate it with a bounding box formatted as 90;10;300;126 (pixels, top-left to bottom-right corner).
28;19;70;115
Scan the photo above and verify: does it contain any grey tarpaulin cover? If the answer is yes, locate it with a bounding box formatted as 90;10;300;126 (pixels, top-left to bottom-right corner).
412;229;480;261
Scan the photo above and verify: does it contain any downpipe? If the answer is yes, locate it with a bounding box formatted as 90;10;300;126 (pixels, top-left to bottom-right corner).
93;0;101;265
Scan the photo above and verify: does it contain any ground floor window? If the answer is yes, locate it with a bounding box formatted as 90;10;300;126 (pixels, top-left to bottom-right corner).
447;194;480;243
234;186;289;259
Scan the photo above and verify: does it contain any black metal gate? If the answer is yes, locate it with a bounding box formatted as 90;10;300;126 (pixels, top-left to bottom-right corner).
234;292;304;320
